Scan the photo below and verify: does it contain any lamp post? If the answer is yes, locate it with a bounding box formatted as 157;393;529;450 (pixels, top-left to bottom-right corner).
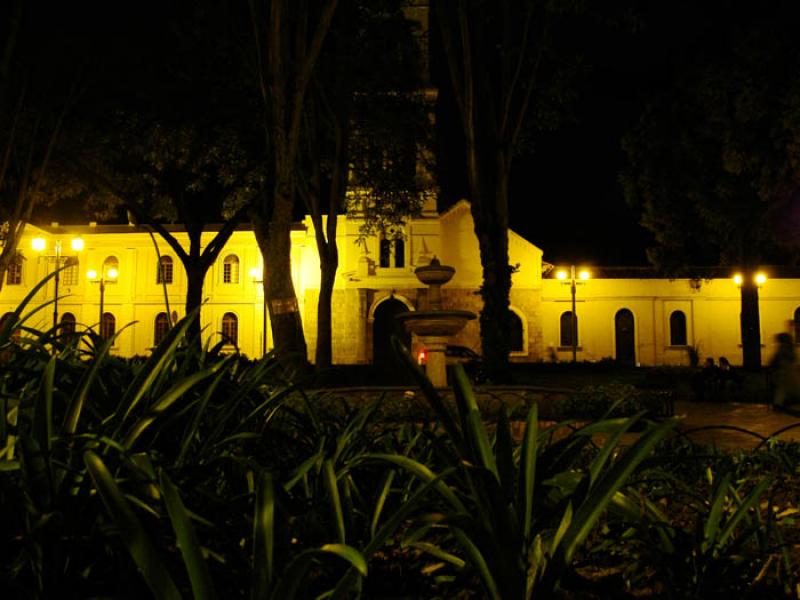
249;266;267;357
87;265;119;336
556;266;590;363
733;270;767;370
32;236;84;328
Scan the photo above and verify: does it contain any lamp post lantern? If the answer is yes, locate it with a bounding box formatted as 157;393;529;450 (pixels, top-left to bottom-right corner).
32;236;84;328
87;266;118;336
249;266;267;357
556;265;590;363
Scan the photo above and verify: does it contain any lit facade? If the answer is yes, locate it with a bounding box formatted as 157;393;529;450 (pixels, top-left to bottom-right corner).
2;201;798;367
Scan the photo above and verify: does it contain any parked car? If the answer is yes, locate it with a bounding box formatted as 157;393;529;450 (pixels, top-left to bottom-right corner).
445;345;481;362
445;345;485;383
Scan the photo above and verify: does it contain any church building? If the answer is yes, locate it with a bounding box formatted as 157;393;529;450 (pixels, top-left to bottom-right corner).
2;193;798;368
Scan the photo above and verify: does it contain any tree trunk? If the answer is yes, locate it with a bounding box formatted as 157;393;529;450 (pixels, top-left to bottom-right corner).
184;259;207;344
470;165;512;382
253;198;308;373
315;242;338;369
740;272;762;370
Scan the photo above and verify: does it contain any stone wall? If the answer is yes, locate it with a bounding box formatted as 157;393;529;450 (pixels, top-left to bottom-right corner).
304;288;370;364
305;284;544;365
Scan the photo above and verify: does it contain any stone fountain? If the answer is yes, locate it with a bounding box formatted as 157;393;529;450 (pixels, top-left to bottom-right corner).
395;257;476;387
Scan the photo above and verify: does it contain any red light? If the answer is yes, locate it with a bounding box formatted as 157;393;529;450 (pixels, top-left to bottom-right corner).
417;349;427;365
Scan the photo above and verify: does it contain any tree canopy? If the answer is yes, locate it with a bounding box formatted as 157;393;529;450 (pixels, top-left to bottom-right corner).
621;0;800;367
621;1;800;272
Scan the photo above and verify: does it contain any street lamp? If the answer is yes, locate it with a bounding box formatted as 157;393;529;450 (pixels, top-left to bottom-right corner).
31;236;84;328
87;265;119;336
733;270;767;370
556;265;590;363
249;266;267;357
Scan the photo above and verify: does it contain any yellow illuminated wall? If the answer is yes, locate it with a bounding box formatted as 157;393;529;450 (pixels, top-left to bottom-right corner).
2;212;798;367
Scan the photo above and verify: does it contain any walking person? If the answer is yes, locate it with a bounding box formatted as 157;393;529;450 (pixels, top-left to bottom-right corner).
769;333;800;410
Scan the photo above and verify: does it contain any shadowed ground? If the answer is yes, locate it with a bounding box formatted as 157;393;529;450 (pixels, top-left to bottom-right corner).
674;400;800;450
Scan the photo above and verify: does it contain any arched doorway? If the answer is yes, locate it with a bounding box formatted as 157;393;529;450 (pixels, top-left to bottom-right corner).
615;309;636;366
372;298;412;372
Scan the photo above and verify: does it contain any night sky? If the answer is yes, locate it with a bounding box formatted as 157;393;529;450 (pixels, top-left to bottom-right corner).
434;1;800;267
12;1;798;267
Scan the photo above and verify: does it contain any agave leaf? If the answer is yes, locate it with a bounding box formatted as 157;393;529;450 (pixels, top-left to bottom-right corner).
553;417;677;569
116;309;200;432
528;534;545;595
19;435;52;512
252;471;275;600
550;502;573;555
83;451;181;599
160;470;217;600
702;472;732;553
390;336;464;451
495;407;515;499
519;403;538;543
63;322;134;434
123;355;234;449
716;477;771;549
360;453;465;513
333;400;382;464
370;470;396;538
330;468;458;597
574;417;637;436
270;544;367;599
453;366;499;479
0;267;61;344
284;445;325;492
587;413;645;485
175;366;229;466
451;526;501;600
319;543;368;577
323;459;346;544
33;356;56;453
205;359;289;449
0;396;8;455
406;541;466;568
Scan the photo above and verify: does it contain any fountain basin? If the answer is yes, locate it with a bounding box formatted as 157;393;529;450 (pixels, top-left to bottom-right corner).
414;262;455;286
396;310;476;337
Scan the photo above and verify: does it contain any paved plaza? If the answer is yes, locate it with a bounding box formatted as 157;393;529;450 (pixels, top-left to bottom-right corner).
673;400;800;450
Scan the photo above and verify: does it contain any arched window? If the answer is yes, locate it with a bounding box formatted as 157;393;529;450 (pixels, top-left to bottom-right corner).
6;254;22;285
101;312;116;342
103;255;119;276
222;312;238;346
794;307;800;344
60;312;76;335
379;238;392;268
509;310;524;352
379;234;405;268
394;238;405;268
669;310;687;346
62;258;79;286
223;254;240;284
157;256;173;284
154;312;170;345
560;311;577;347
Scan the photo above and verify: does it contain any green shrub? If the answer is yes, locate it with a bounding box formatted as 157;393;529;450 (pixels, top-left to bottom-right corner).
561;383;668;420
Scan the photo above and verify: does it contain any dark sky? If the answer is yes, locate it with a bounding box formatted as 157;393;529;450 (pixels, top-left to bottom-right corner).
432;1;795;267
431;4;679;267
16;1;796;267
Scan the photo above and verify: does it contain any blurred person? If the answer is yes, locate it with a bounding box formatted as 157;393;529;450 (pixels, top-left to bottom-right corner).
769;333;800;409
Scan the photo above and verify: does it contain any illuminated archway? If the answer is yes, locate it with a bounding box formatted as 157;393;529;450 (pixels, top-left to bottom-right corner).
372;297;412;370
615;309;636;366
